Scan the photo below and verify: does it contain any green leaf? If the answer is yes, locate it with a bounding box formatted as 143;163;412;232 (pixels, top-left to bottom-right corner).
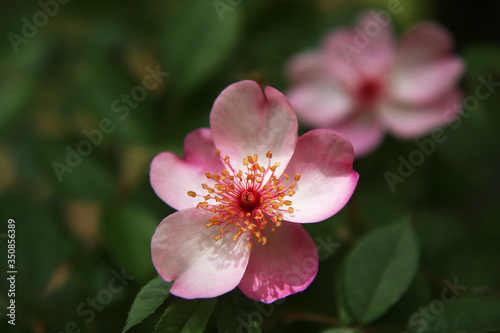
344;219;419;324
216;291;263;333
335;259;354;326
123;276;173;332
161;0;241;94
407;297;500;333
321;329;364;333
154;297;217;333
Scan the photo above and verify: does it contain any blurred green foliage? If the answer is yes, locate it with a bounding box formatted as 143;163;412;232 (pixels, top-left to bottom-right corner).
0;0;499;332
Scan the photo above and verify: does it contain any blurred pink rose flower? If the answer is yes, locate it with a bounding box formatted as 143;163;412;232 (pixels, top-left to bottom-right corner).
286;11;465;157
150;80;359;303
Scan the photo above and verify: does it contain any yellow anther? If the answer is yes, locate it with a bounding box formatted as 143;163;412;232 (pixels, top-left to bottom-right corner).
282;173;289;180
233;231;242;242
295;174;301;181
216;150;221;157
192;149;296;247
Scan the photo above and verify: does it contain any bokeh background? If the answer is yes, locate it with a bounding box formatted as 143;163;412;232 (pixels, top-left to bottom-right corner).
1;0;499;332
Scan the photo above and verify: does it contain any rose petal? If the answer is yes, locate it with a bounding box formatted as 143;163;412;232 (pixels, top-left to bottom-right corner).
151;208;251;299
351;10;396;71
211;80;298;177
397;22;455;67
287;50;325;83
390;23;464;105
333;113;386;157
238;221;318;303
287;81;354;128
379;89;463;138
280;129;359;223
322;11;395;87
322;29;360;89
150;128;224;210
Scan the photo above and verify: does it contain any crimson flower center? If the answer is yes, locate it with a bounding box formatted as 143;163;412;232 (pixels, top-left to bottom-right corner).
187;150;300;248
239;190;261;212
357;78;383;108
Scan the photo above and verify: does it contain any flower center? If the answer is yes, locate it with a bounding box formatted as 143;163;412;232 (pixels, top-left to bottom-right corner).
356;77;383;109
239;190;260;212
187;151;300;248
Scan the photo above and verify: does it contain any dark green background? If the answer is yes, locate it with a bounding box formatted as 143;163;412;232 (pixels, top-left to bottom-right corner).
0;0;499;332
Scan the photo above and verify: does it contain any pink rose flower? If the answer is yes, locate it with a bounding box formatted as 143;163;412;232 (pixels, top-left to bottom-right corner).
286;11;465;157
150;80;359;303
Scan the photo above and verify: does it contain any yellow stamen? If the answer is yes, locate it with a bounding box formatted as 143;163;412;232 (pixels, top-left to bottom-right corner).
193;150;301;247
